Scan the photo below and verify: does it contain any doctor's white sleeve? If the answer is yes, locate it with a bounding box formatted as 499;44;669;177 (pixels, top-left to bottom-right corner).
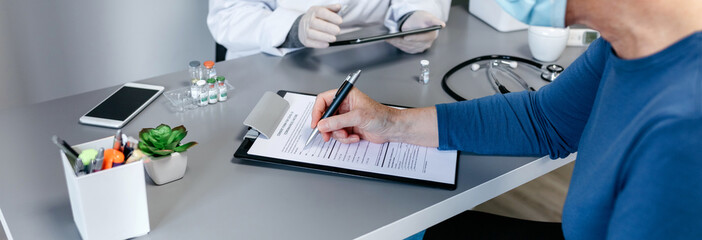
207;0;304;59
384;0;451;32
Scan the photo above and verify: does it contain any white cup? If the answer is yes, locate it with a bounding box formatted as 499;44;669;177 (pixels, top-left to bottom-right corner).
528;26;570;62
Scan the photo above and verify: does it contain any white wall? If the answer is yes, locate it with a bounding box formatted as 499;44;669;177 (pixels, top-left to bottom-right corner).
0;0;23;111
0;0;214;111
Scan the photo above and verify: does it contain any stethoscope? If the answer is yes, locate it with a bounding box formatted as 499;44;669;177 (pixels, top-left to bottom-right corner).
441;55;564;101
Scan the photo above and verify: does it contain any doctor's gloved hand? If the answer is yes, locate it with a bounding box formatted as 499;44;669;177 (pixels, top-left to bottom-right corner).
298;4;343;48
311;88;399;145
386;11;445;54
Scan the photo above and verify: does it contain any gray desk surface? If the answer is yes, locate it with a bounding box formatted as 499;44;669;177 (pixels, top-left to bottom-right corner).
0;7;585;240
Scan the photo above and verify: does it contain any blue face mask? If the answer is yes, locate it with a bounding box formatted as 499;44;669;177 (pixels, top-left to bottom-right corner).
495;0;568;28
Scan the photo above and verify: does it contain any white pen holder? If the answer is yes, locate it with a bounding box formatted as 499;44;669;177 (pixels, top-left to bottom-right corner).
60;136;150;240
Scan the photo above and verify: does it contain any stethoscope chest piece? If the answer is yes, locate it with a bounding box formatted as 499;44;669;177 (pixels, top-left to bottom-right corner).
541;64;564;82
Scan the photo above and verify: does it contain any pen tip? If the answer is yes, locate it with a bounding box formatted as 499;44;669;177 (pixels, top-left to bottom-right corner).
304;129;318;148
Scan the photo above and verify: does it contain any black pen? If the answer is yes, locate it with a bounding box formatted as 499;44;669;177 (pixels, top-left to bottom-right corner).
305;69;362;147
52;135;84;176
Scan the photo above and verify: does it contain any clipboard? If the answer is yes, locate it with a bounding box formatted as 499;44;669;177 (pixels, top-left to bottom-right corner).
234;90;458;190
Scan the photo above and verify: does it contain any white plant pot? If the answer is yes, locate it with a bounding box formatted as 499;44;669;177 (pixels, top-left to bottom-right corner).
143;152;187;185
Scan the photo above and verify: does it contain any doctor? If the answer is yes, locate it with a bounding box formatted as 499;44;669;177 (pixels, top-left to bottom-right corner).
207;0;449;60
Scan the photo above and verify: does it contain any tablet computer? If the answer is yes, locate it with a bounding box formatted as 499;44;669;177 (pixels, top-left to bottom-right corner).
329;25;443;46
234;90;459;190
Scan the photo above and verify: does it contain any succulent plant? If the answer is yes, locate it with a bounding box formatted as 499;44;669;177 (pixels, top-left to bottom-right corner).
138;124;197;157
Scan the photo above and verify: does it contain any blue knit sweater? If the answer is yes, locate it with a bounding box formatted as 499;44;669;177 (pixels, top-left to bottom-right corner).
436;32;702;239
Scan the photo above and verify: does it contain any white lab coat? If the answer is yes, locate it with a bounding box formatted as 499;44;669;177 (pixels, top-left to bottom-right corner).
208;0;450;59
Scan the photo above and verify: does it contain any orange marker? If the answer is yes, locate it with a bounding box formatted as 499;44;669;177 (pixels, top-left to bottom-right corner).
102;149;125;169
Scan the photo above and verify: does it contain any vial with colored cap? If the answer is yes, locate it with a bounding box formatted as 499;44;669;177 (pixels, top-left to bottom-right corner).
217;76;227;102
207;78;218;104
419;60;430;84
203;60;216;80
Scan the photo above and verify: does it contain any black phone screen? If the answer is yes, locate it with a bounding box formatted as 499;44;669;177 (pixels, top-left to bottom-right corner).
85;86;159;121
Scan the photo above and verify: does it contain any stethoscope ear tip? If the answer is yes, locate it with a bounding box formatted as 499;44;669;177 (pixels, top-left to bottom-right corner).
508;61;518;69
470;63;480;71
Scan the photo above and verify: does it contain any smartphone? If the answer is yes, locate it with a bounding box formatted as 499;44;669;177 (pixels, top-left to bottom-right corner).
79;82;164;128
329;25;443;46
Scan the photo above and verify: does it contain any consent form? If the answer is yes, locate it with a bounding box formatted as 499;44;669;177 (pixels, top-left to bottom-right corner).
247;92;457;185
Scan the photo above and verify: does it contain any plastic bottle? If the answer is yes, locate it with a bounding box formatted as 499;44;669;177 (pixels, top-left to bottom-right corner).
203;60;216;80
197;80;208;106
207;78;218;104
217;76;227;102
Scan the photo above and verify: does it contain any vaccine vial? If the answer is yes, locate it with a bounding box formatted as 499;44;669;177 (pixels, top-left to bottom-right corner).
190;80;200;99
203;61;216;80
188;61;201;81
207;78;218;104
419;60;430;84
197;80;208;106
217;76;227;102
189;61;201;99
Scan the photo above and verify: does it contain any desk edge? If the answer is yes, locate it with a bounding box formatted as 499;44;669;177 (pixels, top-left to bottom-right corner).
355;153;577;240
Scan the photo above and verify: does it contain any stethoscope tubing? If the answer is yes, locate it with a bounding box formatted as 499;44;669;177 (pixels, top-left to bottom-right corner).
441;55;545;101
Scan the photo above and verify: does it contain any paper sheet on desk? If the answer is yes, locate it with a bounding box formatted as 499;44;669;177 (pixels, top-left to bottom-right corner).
247;93;457;184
